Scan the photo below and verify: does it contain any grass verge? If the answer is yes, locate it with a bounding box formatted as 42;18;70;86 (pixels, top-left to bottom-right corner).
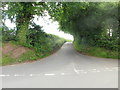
1;42;65;66
1;35;66;66
73;41;118;59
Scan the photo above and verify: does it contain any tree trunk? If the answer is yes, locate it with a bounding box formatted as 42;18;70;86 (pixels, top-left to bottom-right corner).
15;3;33;45
16;19;29;45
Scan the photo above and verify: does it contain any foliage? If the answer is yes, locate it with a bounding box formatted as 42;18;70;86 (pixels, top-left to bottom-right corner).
2;2;119;60
1;32;66;66
47;2;119;54
26;24;66;57
0;27;2;45
2;25;16;42
73;40;118;59
3;2;47;44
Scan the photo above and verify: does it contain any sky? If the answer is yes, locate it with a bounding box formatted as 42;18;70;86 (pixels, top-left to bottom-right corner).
4;13;73;41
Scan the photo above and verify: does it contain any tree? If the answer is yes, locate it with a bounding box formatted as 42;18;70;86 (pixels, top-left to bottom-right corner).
3;2;46;44
47;2;119;50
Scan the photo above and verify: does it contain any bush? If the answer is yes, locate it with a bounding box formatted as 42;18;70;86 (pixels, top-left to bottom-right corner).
2;26;16;42
94;35;118;51
26;24;66;57
73;40;118;59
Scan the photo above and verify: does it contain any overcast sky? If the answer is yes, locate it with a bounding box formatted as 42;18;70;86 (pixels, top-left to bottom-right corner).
4;13;73;40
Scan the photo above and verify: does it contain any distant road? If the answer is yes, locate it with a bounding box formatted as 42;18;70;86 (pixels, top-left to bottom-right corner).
2;42;118;88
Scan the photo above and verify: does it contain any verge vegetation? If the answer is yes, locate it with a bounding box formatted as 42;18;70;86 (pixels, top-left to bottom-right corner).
1;2;119;66
47;2;119;59
1;24;66;66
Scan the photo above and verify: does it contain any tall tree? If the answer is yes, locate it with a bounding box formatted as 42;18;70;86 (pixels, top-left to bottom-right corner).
3;2;46;44
47;2;119;50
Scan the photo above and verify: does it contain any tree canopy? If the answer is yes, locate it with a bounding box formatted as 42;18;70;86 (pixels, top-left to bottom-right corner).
2;2;47;44
2;2;119;51
47;2;119;50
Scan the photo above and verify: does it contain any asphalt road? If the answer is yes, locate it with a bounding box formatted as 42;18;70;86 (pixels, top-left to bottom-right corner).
1;42;118;88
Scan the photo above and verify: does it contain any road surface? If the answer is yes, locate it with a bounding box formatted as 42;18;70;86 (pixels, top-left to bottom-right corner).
1;42;118;88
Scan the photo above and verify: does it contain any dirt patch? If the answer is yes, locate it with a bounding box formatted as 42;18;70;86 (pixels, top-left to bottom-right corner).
2;43;16;54
0;47;2;54
11;47;28;58
2;43;29;59
0;47;2;58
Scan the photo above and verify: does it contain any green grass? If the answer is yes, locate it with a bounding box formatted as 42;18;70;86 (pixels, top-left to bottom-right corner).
66;39;73;42
1;43;64;66
2;54;16;65
73;41;118;59
1;41;65;66
16;50;38;63
1;34;66;66
1;50;37;66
